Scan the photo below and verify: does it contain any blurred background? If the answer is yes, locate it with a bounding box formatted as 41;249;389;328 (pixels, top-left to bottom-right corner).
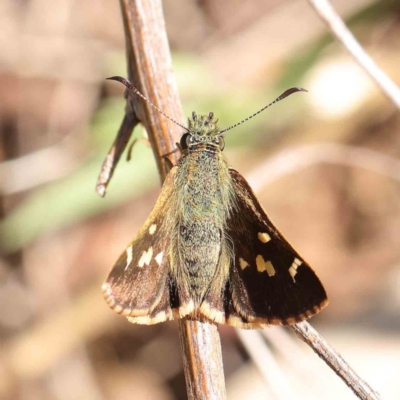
1;0;400;399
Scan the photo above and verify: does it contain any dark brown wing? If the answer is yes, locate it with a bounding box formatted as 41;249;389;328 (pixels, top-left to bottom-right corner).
102;168;178;324
223;168;328;328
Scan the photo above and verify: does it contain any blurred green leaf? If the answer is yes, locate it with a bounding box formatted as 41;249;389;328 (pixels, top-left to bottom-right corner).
0;143;158;253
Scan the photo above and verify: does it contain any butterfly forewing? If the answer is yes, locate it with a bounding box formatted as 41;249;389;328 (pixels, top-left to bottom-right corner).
102;168;177;321
224;169;328;327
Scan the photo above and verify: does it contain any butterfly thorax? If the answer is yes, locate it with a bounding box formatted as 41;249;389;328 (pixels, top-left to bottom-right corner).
171;113;234;305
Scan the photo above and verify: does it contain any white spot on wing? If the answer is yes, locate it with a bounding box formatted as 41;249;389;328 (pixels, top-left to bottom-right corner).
258;232;271;243
149;224;157;235
138;247;153;267
125;246;133;270
255;255;276;277
239;257;249;270
289;258;302;282
155;251;163;266
264;260;276;277
256;255;265;272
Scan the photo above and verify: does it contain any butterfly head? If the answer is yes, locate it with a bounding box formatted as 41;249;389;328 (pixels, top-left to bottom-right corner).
181;112;224;150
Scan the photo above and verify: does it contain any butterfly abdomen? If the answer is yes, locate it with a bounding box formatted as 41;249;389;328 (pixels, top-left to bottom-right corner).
173;144;234;303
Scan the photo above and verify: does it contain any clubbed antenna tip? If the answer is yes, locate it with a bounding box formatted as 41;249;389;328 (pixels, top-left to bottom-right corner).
218;87;308;135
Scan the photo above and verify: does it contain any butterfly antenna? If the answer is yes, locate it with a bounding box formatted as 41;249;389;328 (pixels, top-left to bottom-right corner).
218;87;307;135
107;76;190;132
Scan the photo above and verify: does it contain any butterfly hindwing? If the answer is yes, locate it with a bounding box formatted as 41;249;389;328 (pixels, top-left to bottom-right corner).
127;274;175;324
224;168;328;327
102;168;178;322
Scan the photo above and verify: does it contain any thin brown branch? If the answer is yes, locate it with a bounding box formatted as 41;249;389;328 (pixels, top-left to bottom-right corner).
179;320;227;400
96;111;139;197
101;0;227;398
290;322;381;400
308;0;400;109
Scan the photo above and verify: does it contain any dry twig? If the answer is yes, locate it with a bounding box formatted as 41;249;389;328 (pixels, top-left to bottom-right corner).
99;0;226;398
308;0;400;109
291;322;381;400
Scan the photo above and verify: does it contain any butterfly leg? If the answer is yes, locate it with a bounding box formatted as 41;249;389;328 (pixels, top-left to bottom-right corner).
127;137;151;161
163;156;175;172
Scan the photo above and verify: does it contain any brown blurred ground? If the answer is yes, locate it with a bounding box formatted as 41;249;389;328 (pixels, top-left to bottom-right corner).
1;0;400;399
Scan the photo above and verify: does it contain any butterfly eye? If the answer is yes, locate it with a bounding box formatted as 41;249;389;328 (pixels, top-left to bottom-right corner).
180;133;190;150
187;135;195;147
